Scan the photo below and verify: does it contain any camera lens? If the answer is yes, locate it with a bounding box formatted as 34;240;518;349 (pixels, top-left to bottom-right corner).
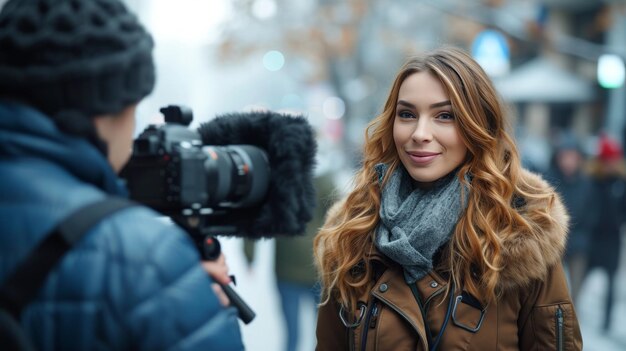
202;145;270;208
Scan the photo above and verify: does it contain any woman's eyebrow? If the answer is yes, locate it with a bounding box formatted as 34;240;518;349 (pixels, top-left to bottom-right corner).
397;100;415;109
396;100;451;109
429;100;451;109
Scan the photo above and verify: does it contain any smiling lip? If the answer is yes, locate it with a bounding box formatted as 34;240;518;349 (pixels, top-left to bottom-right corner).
406;151;440;165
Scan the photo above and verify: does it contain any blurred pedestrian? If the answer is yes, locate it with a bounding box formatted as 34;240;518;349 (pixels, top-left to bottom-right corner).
585;134;626;333
244;171;337;351
545;131;594;303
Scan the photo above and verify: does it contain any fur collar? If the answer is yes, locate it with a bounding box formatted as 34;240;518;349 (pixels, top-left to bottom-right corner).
496;169;568;291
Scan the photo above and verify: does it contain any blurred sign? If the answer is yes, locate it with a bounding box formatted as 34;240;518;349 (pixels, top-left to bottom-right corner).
471;29;510;77
493;58;595;103
597;54;625;89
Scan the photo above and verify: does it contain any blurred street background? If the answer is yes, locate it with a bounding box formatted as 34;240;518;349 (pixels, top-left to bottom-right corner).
2;0;623;349
117;0;626;350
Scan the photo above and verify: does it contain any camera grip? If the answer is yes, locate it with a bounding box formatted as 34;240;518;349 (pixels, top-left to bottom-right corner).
220;282;256;324
202;236;256;324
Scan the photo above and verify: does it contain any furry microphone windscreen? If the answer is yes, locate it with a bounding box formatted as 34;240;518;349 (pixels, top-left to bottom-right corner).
197;111;317;238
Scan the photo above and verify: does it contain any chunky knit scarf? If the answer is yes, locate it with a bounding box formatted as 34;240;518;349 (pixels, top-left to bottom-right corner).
374;163;468;283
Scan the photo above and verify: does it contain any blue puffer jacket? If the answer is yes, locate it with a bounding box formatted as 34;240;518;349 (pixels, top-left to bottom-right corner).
0;102;245;351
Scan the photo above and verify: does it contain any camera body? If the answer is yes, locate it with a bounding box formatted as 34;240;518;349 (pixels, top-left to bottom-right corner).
120;106;270;236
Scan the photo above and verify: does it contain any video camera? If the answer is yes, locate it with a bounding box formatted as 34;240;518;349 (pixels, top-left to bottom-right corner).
121;105;271;240
120;105;317;324
120;105;274;324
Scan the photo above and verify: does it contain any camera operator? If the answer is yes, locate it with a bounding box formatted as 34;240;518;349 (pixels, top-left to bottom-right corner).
0;0;244;350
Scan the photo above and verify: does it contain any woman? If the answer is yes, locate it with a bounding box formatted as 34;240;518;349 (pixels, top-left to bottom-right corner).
314;47;582;350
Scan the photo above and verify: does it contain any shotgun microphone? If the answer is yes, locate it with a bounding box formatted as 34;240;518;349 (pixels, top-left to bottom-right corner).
197;110;317;238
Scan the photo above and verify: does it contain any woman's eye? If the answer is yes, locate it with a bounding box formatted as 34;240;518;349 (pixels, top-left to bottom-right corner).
438;112;454;121
398;111;415;119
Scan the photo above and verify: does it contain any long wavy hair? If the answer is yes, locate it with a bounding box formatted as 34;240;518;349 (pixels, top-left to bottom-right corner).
314;46;553;310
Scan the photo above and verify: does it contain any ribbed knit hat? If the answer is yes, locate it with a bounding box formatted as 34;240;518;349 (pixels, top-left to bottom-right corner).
0;0;155;133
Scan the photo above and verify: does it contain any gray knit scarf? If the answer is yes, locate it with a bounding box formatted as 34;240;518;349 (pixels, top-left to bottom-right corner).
374;163;468;284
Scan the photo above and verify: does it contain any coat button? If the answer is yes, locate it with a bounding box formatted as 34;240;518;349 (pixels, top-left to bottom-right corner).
379;283;388;292
430;281;438;288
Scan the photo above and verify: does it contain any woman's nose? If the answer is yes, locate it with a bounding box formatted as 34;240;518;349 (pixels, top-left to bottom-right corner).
412;118;433;143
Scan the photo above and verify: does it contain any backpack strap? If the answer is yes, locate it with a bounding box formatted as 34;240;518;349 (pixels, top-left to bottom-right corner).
0;197;137;318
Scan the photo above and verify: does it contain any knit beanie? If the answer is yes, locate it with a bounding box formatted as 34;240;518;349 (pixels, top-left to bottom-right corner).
555;131;582;154
0;0;155;136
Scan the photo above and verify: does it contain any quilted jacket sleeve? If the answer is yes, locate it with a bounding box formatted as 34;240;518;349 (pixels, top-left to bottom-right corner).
101;208;245;351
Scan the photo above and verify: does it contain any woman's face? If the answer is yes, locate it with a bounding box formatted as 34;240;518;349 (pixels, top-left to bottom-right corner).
393;71;468;186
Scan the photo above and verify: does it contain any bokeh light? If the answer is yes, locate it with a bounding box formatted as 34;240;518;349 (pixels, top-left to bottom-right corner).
322;96;345;120
252;0;277;20
263;50;285;71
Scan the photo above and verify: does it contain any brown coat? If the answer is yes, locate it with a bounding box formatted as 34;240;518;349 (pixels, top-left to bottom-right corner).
316;171;583;350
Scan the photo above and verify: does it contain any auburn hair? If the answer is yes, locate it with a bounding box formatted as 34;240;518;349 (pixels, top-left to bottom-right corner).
314;46;553;310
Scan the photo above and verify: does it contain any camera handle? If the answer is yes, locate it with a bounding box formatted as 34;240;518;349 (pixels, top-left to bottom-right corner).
202;236;256;324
